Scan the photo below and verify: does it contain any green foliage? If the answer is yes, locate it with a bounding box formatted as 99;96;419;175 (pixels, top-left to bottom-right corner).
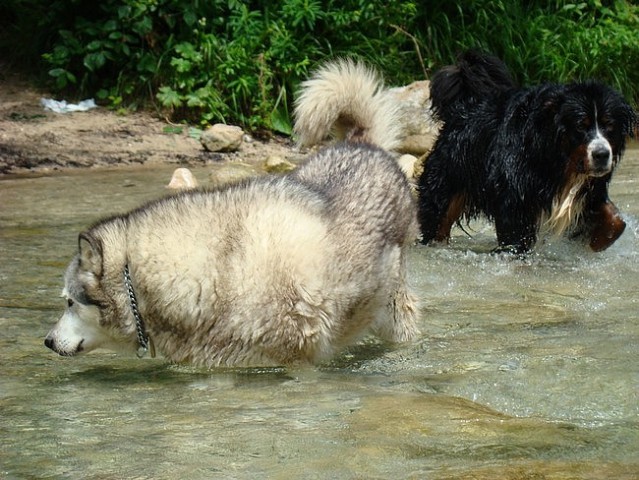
420;0;639;99
1;1;637;132
12;0;419;131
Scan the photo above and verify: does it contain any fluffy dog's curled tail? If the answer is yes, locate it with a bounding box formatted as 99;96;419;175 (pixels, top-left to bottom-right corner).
294;59;401;151
430;50;516;123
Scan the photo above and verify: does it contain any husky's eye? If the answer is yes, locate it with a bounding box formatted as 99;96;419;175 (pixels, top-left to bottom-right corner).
67;298;74;308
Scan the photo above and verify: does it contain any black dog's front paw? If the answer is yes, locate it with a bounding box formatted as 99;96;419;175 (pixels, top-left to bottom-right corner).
491;244;530;257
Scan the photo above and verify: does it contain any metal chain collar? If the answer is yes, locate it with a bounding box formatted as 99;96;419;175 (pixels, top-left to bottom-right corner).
123;263;153;358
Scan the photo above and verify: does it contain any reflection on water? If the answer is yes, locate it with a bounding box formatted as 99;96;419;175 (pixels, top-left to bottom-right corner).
1;151;638;478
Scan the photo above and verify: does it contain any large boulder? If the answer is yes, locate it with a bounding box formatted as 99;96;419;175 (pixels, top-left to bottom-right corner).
387;80;440;156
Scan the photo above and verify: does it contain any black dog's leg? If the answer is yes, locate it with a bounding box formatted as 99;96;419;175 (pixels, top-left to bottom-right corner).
417;189;447;244
418;176;465;245
579;178;626;251
493;211;537;254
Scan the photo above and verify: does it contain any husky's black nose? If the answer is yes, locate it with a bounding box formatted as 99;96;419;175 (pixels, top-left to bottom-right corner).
44;337;54;350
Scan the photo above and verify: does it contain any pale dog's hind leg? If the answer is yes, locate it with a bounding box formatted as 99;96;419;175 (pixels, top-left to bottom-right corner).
371;247;420;343
388;285;420;343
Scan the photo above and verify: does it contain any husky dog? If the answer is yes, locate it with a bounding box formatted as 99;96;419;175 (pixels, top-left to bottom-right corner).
44;60;419;367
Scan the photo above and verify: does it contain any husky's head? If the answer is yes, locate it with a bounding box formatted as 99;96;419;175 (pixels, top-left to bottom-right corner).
45;232;137;357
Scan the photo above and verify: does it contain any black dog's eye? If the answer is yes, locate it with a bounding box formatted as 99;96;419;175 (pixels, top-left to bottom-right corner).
67;298;74;308
599;116;614;133
579;117;591;130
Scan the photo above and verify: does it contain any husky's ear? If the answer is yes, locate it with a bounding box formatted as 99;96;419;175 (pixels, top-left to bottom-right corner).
78;232;103;276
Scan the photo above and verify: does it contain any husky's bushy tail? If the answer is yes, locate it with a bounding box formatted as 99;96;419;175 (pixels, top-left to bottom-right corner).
430;50;516;124
294;59;401;152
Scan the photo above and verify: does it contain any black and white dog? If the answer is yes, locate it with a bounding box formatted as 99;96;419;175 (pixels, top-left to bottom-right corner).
418;50;636;253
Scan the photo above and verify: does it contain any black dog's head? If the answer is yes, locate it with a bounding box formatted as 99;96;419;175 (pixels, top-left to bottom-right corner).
553;82;636;178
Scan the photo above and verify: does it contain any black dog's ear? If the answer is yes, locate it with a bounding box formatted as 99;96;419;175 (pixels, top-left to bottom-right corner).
542;92;564;116
429;65;463;121
78;232;103;277
534;90;566;134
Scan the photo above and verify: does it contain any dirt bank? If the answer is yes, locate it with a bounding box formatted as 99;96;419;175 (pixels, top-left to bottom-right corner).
0;74;300;176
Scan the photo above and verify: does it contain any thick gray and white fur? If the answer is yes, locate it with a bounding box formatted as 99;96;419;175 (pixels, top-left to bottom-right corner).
294;58;402;152
44;59;419;367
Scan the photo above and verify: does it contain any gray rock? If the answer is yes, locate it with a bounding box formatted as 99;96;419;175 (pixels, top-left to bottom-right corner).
201;124;244;152
396;154;418;179
264;155;296;173
208;162;259;188
387;80;440;155
166;167;198;190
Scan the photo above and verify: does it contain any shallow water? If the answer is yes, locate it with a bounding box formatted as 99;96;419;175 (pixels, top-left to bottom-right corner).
1;151;638;479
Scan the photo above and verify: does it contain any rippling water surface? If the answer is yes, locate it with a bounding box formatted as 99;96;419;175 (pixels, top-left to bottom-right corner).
1;149;638;479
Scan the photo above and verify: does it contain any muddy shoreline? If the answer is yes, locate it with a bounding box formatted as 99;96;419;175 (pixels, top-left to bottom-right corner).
0;75;301;177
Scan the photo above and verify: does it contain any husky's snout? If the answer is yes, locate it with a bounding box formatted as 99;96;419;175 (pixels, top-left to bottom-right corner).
44;335;84;356
44;303;100;357
44;331;84;357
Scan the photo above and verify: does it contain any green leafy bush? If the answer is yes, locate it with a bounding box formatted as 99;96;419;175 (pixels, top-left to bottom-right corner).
1;1;637;132
420;0;639;98
26;0;420;131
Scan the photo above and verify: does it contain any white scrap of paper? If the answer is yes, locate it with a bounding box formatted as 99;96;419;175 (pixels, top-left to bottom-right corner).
40;98;97;113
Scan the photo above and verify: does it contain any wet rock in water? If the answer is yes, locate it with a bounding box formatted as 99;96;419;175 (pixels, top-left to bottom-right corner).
167;167;198;190
397;154;418;179
264;155;296;173
346;393;629;479
209;162;259;188
201;124;244;152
